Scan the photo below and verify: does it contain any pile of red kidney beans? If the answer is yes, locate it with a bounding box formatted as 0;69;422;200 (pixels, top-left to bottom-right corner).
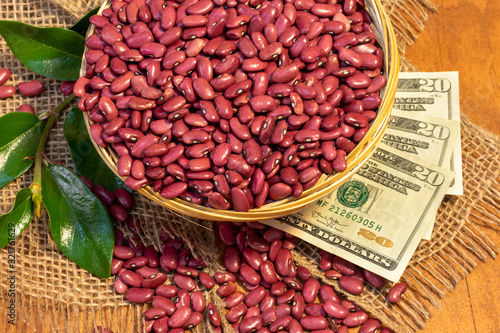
85;176;407;333
75;0;387;212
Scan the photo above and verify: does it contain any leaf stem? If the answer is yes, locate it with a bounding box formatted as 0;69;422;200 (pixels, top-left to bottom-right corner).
31;93;75;217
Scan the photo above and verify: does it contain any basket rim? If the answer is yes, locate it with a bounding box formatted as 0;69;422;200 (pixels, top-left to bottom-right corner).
81;0;400;221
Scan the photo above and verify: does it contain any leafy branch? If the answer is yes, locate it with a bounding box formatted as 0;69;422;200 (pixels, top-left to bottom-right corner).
0;10;118;278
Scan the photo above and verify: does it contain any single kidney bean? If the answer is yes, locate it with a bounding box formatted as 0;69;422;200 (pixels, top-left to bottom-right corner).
155;285;177;299
144;307;167;321
301;278;320;304
300;316;328;331
363;269;386;288
240;316;263;333
359;318;382;333
323;300;349;319
16;104;35;114
125;287;154;303
343;311;369;327
269;315;293;332
240;264;261;286
0;67;11;85
226;303;248;323
225;291;245;309
0;85;16;99
259;261;279;285
172;273;196;291
198;272;215;289
387;282;407;303
339;276;365;295
319;284;340;304
207;303;221;327
167;306;191;328
223;246;241;273
214;272;237;285
242;247;264;271
113;245;135;260
217;281;238;298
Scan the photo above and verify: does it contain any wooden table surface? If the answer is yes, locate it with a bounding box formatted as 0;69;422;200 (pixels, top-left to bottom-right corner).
403;0;500;332
2;0;499;332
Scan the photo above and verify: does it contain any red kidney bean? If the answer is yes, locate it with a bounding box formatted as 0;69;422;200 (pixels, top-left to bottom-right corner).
15;104;35;114
17;80;45;97
144;307;167;321
218;222;237;245
223;246;241;273
141;247;159;269
182;311;203;329
240;316;263;333
113;245;135;260
362;269;385;289
226;303;248;323
323;300;349;319
339;276;364;295
217;281;237;298
319;284;340;304
240;264;261;286
275;248;293;277
167;306;192;328
260;309;277;327
198;272;215;289
343;311;368;327
358;318;382;333
113;275;128;294
174;289;191;308
269;315;292;332
111;258;123;275
245;285;266;307
123;256;147;270
0;68;11;85
225;291;245;309
141;273;167;289
125;287;154;303
172;273;196;291
269;282;287;298
332;256;356;276
300;278;320;304
242;248;264;271
154;285;177;299
300;316;328;331
388;282;407;303
268;183;292;201
153;296;176;316
207;303;221;327
214;272;236;285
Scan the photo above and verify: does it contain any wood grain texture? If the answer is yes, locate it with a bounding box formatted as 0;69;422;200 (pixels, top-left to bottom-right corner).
1;0;499;332
404;0;500;332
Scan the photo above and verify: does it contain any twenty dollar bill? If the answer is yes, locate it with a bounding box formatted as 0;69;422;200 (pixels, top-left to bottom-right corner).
262;146;455;282
394;72;462;195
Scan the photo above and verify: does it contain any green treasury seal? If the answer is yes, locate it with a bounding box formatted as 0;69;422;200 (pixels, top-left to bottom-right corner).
337;181;369;208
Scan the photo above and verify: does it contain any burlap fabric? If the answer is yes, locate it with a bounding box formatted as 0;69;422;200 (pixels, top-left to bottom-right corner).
1;0;499;332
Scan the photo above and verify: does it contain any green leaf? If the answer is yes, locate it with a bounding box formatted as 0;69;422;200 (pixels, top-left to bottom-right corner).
69;7;100;36
63;106;126;192
0;112;45;189
0;21;85;81
0;188;34;249
41;165;114;278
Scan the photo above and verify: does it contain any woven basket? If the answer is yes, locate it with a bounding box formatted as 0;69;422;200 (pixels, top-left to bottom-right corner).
82;0;400;221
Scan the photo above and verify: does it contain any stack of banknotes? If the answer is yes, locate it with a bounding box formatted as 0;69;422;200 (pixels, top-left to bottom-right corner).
263;72;462;282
